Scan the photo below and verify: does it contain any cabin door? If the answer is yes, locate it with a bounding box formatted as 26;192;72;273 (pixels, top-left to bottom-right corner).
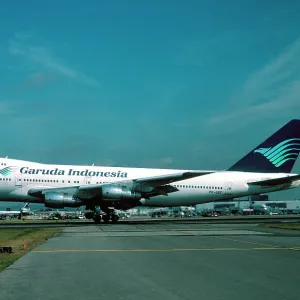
224;182;232;195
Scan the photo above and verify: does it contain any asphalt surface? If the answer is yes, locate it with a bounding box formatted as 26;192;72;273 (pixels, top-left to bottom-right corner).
1;222;300;300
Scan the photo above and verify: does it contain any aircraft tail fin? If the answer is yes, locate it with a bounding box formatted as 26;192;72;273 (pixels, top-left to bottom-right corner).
21;202;30;212
228;119;300;173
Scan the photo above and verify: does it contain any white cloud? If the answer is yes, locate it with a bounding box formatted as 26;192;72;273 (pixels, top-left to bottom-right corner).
21;72;55;87
9;32;101;88
207;37;300;127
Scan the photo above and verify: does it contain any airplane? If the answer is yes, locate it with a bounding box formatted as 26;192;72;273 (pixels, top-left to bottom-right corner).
0;119;300;224
0;202;30;217
251;203;269;215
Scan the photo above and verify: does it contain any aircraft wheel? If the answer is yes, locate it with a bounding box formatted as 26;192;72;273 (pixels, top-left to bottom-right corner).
93;214;102;224
103;214;110;224
111;214;119;224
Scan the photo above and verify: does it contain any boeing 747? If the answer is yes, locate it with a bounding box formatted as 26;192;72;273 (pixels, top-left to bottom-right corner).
0;119;299;223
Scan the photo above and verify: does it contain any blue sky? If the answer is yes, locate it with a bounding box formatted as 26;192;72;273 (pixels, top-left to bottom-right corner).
1;0;300;207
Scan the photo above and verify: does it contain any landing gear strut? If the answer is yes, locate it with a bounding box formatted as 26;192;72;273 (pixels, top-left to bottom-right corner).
88;205;120;224
102;208;120;224
90;207;102;223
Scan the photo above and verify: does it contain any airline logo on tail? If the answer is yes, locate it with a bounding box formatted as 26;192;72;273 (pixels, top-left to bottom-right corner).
254;138;300;167
0;166;18;177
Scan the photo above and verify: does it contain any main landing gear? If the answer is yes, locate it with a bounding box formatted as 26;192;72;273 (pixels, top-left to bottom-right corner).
90;207;120;224
102;208;120;224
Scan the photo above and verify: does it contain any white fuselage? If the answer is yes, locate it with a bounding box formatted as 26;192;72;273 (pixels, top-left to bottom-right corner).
0;210;22;215
0;158;299;207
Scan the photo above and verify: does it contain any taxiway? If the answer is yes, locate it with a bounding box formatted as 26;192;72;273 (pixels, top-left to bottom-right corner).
0;222;300;300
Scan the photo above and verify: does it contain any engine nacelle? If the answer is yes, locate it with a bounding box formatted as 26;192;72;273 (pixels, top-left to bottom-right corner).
44;192;83;208
101;184;142;201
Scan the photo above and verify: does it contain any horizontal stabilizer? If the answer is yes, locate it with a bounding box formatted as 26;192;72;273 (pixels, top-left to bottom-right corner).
248;175;300;186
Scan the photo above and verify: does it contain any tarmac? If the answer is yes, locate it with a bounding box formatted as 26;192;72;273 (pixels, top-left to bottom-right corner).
1;221;300;300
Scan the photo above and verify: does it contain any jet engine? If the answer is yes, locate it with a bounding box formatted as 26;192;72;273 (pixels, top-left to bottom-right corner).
101;184;142;201
44;192;83;208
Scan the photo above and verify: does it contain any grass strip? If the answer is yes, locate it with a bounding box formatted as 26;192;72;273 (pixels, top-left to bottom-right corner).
0;228;61;272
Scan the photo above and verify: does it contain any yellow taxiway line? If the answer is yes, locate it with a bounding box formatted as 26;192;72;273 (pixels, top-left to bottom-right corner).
32;247;294;253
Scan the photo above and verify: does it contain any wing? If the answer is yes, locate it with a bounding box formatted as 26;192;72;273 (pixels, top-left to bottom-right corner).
28;171;214;199
247;174;300;187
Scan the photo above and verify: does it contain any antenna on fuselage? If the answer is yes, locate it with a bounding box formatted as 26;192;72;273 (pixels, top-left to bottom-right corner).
92;163;94;166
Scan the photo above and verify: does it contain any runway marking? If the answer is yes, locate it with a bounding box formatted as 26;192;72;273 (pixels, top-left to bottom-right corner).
32;247;291;253
215;236;282;248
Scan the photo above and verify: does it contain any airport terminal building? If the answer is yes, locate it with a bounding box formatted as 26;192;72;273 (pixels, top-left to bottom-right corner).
199;194;300;215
